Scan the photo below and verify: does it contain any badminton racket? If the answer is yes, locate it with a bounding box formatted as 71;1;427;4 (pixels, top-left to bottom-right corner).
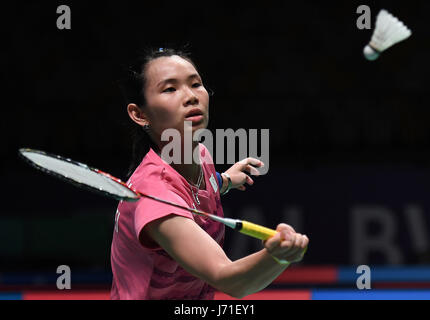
18;148;278;240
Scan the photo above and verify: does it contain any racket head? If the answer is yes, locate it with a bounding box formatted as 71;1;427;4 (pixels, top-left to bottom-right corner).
18;148;140;202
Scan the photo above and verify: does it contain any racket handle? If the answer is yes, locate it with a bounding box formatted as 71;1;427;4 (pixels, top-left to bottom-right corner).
239;221;278;240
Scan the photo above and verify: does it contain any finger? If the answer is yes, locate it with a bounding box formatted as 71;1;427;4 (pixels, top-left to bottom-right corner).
239;159;264;176
281;233;305;255
302;235;309;249
264;232;282;254
292;235;308;257
293;234;308;251
280;232;296;248
295;235;305;249
276;223;296;234
282;242;302;257
245;174;254;185
294;233;304;249
240;157;264;167
237;185;246;191
245;164;261;176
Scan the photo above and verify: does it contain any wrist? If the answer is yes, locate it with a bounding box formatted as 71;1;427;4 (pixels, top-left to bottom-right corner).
269;255;290;266
265;248;290;266
219;174;227;193
220;172;232;195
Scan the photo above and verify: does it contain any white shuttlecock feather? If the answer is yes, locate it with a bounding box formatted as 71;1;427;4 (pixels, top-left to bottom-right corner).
364;9;412;61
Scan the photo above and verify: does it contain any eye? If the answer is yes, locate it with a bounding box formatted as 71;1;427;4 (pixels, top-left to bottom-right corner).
162;87;176;93
192;83;202;88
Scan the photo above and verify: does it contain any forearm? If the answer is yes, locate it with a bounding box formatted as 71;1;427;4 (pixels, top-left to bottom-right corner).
214;248;289;298
145;214;304;300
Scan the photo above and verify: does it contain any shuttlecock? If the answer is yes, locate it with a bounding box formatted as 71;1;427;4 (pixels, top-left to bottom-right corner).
364;9;412;61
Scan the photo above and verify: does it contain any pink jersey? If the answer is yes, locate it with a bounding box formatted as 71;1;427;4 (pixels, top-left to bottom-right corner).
110;143;225;300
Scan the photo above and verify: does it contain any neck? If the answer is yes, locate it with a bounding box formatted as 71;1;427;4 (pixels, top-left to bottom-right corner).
156;140;202;185
172;162;201;186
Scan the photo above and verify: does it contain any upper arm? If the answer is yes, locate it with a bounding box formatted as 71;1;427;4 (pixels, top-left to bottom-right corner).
142;214;232;288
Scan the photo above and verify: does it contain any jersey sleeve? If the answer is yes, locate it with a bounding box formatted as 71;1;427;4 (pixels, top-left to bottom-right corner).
133;182;194;249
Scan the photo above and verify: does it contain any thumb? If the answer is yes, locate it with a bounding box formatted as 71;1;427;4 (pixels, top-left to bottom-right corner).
263;231;282;253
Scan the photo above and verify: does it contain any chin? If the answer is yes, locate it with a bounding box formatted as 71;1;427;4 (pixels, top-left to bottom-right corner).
199;118;209;129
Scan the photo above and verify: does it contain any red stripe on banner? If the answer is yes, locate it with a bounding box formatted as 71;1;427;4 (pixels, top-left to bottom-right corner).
23;291;110;300
373;282;430;289
214;290;311;300
274;266;338;284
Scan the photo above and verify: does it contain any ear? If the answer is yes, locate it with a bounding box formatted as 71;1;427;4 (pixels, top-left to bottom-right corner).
127;103;149;127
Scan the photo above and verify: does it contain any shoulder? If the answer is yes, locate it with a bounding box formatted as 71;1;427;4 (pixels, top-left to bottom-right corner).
127;148;166;190
128;148;193;206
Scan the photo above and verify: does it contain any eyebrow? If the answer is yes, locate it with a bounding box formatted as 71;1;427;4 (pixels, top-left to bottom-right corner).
156;73;201;88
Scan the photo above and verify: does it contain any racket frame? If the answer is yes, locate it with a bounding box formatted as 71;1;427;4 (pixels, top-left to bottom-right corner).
18;148;139;202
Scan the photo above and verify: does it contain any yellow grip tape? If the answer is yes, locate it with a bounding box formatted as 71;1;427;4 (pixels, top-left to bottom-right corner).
240;221;278;240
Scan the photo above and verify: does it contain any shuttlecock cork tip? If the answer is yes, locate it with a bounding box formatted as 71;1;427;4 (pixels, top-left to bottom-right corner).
363;45;380;61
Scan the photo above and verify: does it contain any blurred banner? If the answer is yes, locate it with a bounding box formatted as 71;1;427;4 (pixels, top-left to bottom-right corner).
2;165;430;272
223;165;430;266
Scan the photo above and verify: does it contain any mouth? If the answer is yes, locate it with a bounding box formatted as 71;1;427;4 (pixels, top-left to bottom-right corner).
184;108;204;124
185;108;204;118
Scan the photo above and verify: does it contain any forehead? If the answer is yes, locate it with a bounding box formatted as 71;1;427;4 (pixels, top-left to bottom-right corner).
145;55;198;84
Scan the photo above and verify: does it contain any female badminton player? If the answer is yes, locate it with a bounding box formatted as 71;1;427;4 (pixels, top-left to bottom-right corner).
110;48;309;299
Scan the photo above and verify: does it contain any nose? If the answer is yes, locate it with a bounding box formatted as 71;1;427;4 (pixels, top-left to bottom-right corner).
183;87;199;107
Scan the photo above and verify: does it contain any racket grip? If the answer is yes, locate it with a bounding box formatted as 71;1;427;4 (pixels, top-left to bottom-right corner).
239;221;278;240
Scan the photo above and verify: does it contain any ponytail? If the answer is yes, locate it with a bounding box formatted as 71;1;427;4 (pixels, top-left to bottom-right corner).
126;123;158;177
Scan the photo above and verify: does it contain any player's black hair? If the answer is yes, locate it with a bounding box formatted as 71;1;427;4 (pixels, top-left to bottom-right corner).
118;47;198;178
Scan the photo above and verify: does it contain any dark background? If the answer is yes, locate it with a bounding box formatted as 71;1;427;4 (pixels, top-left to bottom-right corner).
1;1;430;275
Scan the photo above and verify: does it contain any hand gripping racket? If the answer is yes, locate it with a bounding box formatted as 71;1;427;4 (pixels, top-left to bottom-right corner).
18;148;278;240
